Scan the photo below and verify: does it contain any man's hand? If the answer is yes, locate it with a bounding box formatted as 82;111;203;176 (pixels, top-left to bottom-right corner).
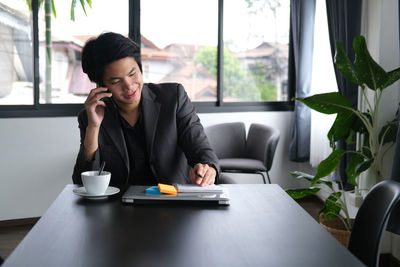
83;87;112;161
189;163;216;186
85;87;112;128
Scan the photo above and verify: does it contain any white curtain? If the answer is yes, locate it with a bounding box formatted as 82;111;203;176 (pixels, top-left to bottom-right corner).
309;0;337;168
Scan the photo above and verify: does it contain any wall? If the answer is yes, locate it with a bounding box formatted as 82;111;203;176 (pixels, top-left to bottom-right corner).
362;0;400;259
0;117;79;220
0;111;309;221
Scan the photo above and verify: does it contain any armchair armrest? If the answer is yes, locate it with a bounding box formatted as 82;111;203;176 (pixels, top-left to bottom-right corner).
246;123;280;171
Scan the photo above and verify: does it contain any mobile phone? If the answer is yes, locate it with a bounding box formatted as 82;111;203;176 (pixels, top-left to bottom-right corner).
98;86;111;102
100;90;117;109
100;90;111;102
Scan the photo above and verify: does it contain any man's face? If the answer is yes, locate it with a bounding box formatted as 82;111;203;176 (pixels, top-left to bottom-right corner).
103;57;143;109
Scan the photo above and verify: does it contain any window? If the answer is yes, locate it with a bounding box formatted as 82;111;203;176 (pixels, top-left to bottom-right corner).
224;0;290;102
0;0;293;117
38;0;128;104
141;0;218;102
0;0;33;105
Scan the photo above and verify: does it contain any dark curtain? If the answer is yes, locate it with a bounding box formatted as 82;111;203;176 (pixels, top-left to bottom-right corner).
288;0;316;162
388;103;400;235
325;0;362;184
387;4;400;235
388;106;400;235
391;104;400;183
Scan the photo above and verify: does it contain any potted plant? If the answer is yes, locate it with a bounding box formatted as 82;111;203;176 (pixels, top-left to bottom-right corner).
286;35;400;246
287;171;354;247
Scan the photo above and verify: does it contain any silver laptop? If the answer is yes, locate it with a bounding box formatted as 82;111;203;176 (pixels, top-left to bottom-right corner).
122;185;230;205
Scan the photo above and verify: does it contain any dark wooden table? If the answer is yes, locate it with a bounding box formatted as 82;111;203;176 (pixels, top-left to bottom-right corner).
3;184;364;267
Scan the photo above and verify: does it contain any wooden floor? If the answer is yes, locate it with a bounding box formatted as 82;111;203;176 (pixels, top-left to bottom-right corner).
296;194;324;219
0;218;39;260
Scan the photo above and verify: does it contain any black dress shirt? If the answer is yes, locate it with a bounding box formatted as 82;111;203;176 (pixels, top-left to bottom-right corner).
119;109;156;185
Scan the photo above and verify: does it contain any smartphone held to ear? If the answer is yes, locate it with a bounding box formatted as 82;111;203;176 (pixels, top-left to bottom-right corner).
99;91;117;109
99;88;111;102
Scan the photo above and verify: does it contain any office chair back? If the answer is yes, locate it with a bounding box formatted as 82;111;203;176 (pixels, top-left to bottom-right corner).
348;180;400;267
246;123;280;171
204;122;246;159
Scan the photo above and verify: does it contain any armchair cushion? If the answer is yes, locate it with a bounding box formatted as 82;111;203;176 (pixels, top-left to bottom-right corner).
217;173;238;184
219;158;266;172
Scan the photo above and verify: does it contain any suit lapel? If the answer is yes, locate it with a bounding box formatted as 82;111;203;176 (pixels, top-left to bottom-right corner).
141;84;161;161
101;99;129;171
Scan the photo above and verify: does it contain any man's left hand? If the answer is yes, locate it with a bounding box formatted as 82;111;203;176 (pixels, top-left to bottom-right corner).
189;163;216;186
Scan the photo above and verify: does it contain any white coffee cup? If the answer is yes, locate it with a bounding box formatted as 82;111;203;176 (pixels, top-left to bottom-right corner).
81;171;111;195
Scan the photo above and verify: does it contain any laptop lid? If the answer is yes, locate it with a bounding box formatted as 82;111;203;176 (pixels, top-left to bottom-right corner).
122;185;230;205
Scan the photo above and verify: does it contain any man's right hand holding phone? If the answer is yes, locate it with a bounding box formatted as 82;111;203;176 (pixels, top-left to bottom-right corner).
83;87;112;161
84;87;112;127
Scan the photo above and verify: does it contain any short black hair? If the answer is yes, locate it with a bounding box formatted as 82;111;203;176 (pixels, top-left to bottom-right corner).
81;32;142;86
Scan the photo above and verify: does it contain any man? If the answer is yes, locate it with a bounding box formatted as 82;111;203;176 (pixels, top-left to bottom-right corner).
72;32;219;188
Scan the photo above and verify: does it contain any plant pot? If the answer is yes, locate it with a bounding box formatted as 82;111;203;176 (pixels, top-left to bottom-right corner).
319;214;354;248
359;168;377;194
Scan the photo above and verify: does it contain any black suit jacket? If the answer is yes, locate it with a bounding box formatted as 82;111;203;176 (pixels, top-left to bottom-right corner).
72;83;219;187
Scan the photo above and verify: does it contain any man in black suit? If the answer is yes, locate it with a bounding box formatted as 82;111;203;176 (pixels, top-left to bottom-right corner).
72;32;219;187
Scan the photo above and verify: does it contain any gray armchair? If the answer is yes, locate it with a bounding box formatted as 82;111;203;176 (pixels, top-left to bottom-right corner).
205;122;280;184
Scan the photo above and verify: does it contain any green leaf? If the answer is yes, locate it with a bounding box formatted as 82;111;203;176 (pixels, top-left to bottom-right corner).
351;112;369;134
345;129;356;145
288;171;333;190
327;111;357;144
345;154;364;186
51;0;56;17
334;41;361;86
382;67;400;89
79;0;88;16
312;149;347;184
25;0;32;11
318;192;342;220
288;171;314;182
38;0;44;9
319;180;334;190
361;146;372;159
296;92;352;115
356;159;373;173
353;35;387;90
286;188;320;199
70;0;76;21
379;120;398;145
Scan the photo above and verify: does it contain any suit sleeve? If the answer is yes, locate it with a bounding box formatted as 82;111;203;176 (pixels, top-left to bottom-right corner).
175;84;221;181
72;110;101;184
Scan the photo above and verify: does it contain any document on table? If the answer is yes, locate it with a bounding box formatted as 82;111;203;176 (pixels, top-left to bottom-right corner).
174;184;224;193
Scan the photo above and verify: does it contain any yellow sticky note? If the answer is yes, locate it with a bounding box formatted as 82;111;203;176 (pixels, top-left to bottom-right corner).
158;183;178;195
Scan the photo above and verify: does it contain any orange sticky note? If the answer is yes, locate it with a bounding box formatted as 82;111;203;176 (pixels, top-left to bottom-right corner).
158;183;178;195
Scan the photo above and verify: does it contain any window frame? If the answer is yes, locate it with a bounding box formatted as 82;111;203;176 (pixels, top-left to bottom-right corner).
0;0;294;118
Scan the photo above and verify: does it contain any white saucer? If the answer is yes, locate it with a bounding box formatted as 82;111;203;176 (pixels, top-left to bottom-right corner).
73;186;120;199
